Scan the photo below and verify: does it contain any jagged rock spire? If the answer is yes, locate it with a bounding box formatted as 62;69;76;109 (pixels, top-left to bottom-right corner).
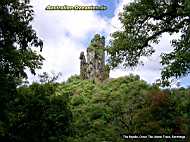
79;51;87;80
79;34;110;82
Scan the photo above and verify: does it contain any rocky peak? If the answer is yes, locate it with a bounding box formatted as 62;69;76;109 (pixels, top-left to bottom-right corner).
79;34;109;82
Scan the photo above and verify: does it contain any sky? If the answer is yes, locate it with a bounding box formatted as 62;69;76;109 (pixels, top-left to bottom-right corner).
28;0;189;88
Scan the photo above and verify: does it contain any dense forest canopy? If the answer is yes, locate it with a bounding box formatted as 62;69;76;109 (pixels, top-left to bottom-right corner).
1;75;190;141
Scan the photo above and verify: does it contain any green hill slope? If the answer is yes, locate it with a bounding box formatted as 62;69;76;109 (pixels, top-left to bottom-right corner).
59;75;190;142
2;75;190;142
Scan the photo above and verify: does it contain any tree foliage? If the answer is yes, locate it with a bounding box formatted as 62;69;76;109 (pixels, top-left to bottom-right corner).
0;0;44;79
1;74;189;141
38;72;62;84
0;0;44;139
60;75;189;141
108;0;190;83
1;0;190;141
2;83;72;142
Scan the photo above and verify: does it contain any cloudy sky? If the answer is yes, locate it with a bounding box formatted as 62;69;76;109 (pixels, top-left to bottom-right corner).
28;0;189;87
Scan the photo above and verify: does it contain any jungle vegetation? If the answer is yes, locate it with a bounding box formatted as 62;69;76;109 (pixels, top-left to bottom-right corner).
0;0;190;141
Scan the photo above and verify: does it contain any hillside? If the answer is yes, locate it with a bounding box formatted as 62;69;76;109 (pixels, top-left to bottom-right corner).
3;74;189;142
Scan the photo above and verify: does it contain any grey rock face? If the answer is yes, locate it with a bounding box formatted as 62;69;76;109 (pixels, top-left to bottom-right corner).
79;34;109;82
79;51;87;80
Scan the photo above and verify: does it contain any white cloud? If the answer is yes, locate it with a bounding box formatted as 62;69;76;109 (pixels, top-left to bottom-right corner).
109;33;174;84
105;0;133;35
28;0;109;82
28;0;186;86
31;0;107;40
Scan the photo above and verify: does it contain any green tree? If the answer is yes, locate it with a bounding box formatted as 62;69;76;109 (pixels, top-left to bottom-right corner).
0;0;44;138
0;0;44;79
8;83;72;142
38;72;62;84
64;75;189;141
108;0;190;84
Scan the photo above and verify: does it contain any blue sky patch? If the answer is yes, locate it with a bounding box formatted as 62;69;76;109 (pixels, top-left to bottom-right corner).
96;0;119;18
